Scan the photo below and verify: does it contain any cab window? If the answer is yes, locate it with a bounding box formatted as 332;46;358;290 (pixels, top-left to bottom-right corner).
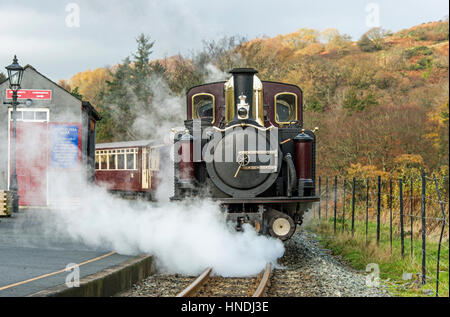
275;93;297;124
192;94;214;123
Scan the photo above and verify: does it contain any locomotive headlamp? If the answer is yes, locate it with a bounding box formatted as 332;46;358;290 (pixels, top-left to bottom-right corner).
237;95;249;119
238;107;248;118
6;55;24;91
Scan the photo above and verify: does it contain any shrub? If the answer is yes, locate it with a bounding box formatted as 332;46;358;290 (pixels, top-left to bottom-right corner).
343;88;379;111
409;57;433;71
358;34;378;52
405;46;433;59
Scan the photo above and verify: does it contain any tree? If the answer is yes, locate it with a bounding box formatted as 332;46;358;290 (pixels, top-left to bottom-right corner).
97;34;159;142
343;88;378;112
0;72;6;83
66;68;111;107
358;27;390;52
357;34;377;52
70;87;83;100
321;28;340;44
58;79;71;92
425;99;449;167
98;57;134;141
132;34;155;107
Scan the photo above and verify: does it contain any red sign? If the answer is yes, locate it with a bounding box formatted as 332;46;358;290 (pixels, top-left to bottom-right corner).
6;89;52;100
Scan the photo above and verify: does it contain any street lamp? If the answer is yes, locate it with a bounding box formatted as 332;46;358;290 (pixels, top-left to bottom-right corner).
4;55;24;214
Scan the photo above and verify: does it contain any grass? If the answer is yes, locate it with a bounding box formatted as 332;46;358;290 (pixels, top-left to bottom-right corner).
306;216;449;297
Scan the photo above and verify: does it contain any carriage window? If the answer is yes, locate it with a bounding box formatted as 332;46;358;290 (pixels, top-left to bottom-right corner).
126;154;134;170
108;153;116;170
117;154;125;170
275;93;297;124
100;155;107;170
95;155;100;170
193;94;214;123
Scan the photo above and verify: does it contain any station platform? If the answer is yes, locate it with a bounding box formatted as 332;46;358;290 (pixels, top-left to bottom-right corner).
0;211;134;297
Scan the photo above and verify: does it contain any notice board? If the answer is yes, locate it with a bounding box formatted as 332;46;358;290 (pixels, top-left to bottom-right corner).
50;123;81;169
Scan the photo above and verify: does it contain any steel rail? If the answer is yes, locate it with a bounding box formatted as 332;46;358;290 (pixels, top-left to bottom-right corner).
176;267;212;297
252;263;272;297
176;263;271;297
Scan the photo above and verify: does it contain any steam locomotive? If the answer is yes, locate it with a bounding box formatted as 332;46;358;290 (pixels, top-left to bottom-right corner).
172;68;319;240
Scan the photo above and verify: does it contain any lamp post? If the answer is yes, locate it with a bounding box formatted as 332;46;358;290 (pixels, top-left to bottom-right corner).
3;55;24;214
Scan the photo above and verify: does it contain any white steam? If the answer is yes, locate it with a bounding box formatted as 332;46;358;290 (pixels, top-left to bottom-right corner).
204;64;229;82
36;177;284;277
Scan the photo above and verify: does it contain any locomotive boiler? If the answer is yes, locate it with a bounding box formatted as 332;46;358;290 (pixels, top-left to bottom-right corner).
172;68;319;240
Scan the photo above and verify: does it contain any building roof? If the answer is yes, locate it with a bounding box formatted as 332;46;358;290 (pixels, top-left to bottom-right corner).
96;140;154;149
82;101;102;121
1;65;102;121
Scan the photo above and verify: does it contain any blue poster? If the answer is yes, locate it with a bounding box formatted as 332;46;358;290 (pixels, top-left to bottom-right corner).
50;125;80;168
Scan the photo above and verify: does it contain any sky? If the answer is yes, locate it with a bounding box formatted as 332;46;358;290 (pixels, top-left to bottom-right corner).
0;0;448;81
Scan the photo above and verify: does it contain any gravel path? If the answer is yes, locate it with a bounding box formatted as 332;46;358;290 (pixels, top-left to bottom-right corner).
119;229;390;297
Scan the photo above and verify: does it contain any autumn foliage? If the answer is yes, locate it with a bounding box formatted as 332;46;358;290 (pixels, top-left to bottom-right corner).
60;20;449;178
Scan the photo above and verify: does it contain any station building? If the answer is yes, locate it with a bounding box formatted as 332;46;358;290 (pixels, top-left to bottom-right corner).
0;65;101;207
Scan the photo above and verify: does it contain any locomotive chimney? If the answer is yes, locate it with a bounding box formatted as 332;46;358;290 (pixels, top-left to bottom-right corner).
228;68;259;125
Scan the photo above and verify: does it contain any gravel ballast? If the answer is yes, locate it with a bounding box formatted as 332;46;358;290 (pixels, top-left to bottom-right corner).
119;229;390;297
266;229;390;297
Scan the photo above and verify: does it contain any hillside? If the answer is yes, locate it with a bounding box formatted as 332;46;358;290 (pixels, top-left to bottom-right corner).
60;21;449;177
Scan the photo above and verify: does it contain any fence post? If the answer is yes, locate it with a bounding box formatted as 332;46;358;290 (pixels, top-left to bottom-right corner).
351;177;356;237
377;176;381;246
342;179;346;233
410;178;414;258
334;176;337;234
318;176;321;220
400;178;405;258
433;174;447;297
325;177;328;220
366;179;369;245
421;172;426;286
390;179;393;254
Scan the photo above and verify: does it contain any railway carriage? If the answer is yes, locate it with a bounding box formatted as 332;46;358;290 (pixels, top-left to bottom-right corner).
172;68;319;240
95;140;163;200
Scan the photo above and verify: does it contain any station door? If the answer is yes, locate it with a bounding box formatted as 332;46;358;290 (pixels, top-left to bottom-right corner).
8;109;49;206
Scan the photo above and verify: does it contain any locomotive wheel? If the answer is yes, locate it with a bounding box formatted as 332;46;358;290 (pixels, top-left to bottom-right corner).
268;215;295;241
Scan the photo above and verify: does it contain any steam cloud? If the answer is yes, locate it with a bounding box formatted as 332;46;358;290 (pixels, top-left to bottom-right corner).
36;182;285;276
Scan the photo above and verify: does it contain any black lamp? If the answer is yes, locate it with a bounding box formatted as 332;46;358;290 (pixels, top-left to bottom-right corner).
4;55;24;214
6;55;24;91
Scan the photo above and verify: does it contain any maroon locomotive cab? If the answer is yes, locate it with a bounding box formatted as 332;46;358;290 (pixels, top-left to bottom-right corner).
294;131;314;197
177;132;195;185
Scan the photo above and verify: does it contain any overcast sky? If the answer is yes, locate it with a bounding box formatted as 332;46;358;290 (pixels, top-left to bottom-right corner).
0;0;448;81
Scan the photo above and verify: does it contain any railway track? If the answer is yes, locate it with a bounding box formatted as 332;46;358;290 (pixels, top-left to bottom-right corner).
176;263;272;297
